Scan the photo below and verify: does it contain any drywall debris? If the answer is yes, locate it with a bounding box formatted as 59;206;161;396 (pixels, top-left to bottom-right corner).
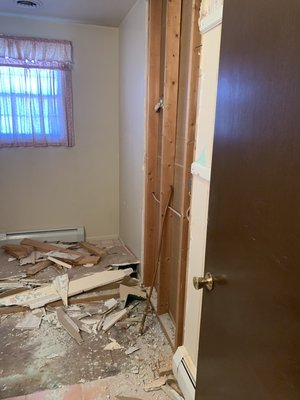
0;269;132;309
125;346;140;355
144;376;167;392
104;338;123;351
19;252;36;266
104;298;118;312
111;261;139;268
16;309;43;330
102;309;128;332
8;257;16;262
47;251;79;261
0;282;27;290
53;274;69;306
46;353;60;360
48;256;72;269
56;308;83;344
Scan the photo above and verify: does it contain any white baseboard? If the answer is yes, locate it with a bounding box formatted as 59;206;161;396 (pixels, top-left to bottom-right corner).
86;234;119;242
173;346;196;400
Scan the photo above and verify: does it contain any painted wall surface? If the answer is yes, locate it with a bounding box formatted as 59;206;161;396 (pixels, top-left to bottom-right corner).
0;16;119;240
183;24;222;373
119;0;147;259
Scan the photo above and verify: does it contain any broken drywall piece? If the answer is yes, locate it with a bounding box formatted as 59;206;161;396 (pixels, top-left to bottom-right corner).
8;257;16;262
104;338;123;351
53;274;69;306
47;251;79;261
46;353;60;359
102;308;128;332
111;261;140;268
125;346;140;355
0;269;132;309
48;256;72;269
19;252;36;266
104;298;118;311
56;308;83;344
16;309;43;330
144;376;167;392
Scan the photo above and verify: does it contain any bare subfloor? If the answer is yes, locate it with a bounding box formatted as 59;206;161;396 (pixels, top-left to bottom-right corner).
0;240;176;399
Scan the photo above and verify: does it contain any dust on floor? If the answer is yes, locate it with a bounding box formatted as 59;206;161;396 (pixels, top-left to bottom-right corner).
0;240;178;400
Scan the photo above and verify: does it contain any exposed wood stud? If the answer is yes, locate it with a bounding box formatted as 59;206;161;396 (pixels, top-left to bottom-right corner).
157;0;182;315
175;0;201;347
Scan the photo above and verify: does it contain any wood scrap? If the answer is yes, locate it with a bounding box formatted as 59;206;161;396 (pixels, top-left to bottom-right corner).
102;308;128;332
2;244;33;259
0;269;133;309
53;274;69;306
79;242;106;258
26;260;53;276
20;239;83;256
48;256;72;269
119;284;146;301
73;255;100;266
56;308;83;344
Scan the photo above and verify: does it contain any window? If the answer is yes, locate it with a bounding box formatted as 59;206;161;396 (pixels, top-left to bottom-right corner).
0;35;74;147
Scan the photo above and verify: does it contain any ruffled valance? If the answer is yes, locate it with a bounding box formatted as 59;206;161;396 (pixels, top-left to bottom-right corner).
0;35;73;70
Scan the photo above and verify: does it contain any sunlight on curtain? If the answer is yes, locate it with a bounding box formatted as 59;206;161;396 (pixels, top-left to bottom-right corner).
0;66;68;146
0;35;74;147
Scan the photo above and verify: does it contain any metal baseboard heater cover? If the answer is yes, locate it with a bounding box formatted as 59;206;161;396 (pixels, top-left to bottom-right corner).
0;227;85;245
173;346;196;400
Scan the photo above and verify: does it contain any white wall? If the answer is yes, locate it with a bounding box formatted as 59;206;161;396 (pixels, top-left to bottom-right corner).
0;15;119;240
119;0;147;259
182;7;223;375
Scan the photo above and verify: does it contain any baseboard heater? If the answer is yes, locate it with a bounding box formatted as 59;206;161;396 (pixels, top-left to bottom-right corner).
173;346;196;400
0;226;85;245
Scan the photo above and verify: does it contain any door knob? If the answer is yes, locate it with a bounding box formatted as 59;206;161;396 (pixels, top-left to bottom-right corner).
193;272;214;291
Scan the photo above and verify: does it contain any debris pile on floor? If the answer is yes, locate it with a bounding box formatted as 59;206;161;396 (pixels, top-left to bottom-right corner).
0;239;182;399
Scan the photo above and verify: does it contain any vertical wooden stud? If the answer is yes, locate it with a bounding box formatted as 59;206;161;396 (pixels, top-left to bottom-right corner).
157;0;183;315
143;0;163;286
175;0;201;347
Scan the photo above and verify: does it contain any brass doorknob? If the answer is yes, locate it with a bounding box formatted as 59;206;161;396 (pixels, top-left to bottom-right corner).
193;272;214;291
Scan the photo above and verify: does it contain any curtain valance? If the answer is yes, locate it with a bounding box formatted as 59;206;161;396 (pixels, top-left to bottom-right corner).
0;35;73;70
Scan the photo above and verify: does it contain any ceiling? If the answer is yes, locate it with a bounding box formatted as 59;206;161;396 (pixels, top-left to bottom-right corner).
0;0;138;27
